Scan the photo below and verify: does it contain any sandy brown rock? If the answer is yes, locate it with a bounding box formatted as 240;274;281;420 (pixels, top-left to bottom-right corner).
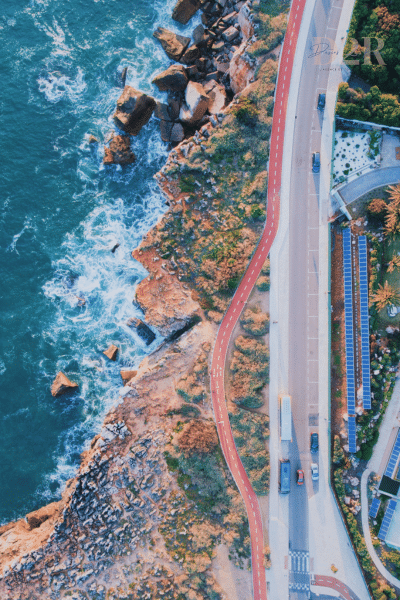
103;344;119;360
113;86;156;135
103;134;136;165
120;369;137;384
172;0;203;24
152;64;188;92
153;27;191;61
51;372;78;397
133;272;201;337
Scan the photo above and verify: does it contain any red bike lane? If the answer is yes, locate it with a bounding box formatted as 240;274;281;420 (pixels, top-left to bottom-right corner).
210;0;307;598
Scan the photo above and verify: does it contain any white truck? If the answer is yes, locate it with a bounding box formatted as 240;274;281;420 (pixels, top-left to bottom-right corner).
280;395;292;441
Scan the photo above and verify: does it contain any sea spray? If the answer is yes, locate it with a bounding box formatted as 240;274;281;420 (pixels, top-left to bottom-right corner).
0;0;196;523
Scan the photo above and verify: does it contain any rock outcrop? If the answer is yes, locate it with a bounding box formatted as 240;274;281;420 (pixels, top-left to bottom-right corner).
51;372;78;397
229;41;257;94
103;134;136;165
103;344;119;360
152;64;188;92
153;27;191;61
172;0;203;24
113;86;156;135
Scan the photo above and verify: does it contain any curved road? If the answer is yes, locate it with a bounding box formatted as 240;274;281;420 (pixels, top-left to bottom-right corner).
313;575;361;600
210;1;307;598
338;165;400;204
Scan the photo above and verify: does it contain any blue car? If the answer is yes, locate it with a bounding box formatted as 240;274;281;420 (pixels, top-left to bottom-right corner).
312;152;320;173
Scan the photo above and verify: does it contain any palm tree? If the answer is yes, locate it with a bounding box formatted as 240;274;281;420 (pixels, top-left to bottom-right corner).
385;184;400;235
372;280;400;311
387;255;400;273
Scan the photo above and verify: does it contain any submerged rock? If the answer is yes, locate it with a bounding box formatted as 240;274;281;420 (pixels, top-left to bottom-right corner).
172;0;203;24
152;65;188;92
51;372;79;397
153;27;190;61
103;344;119;361
103;134;136;165
127;318;156;345
113;86;156;135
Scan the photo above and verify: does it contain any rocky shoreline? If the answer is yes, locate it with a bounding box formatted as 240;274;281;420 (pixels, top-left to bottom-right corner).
0;0;287;597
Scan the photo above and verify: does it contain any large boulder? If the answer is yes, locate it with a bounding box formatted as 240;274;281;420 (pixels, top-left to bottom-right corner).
51;372;78;397
171;123;185;142
103;344;119;360
113;86;156;135
152;65;188;92
172;0;203;24
238;3;254;41
120;369;137;384
181;44;201;64
204;80;227;113
153;27;191;61
179;81;209;124
103;134;136;165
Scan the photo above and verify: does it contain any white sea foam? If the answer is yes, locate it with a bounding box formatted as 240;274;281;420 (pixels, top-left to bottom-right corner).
6;218;32;254
37;67;86;103
0;360;6;376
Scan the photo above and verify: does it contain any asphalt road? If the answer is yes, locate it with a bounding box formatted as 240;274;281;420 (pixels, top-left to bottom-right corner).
209;1;307;599
287;0;344;598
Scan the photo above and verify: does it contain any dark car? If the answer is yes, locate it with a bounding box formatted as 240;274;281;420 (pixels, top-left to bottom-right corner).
317;93;326;110
310;433;319;452
312;152;320;173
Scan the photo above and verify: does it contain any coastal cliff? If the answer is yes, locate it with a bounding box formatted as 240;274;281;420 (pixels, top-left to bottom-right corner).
0;0;287;597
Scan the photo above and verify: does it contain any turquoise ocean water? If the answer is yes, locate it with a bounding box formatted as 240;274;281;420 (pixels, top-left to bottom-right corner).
0;0;198;524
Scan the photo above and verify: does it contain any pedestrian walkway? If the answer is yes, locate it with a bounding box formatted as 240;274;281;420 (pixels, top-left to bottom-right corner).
360;376;400;589
337;166;400;204
312;575;361;600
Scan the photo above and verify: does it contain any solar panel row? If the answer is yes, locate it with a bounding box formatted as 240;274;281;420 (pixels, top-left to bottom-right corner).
378;499;397;541
385;429;400;478
358;236;371;410
348;415;357;454
343;230;356;417
369;497;381;519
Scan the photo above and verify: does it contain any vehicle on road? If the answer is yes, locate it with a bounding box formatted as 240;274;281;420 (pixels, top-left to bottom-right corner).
310;432;319;452
280;395;292;441
297;469;304;485
279;459;291;494
311;463;319;481
312;152;320;173
317;93;326;110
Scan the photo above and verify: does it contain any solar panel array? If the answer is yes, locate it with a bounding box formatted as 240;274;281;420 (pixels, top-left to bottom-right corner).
369;497;381;519
385;430;400;478
378;499;397;541
358;236;371;409
348;415;357;454
343;229;356;416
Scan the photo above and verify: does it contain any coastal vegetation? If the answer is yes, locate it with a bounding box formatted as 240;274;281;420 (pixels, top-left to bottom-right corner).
230;334;269;409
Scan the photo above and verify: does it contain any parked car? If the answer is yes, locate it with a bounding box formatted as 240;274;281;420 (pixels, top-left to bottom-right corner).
312;152;320;173
311;463;319;481
317;93;326;110
297;469;304;485
310;432;319;452
279;459;291;494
